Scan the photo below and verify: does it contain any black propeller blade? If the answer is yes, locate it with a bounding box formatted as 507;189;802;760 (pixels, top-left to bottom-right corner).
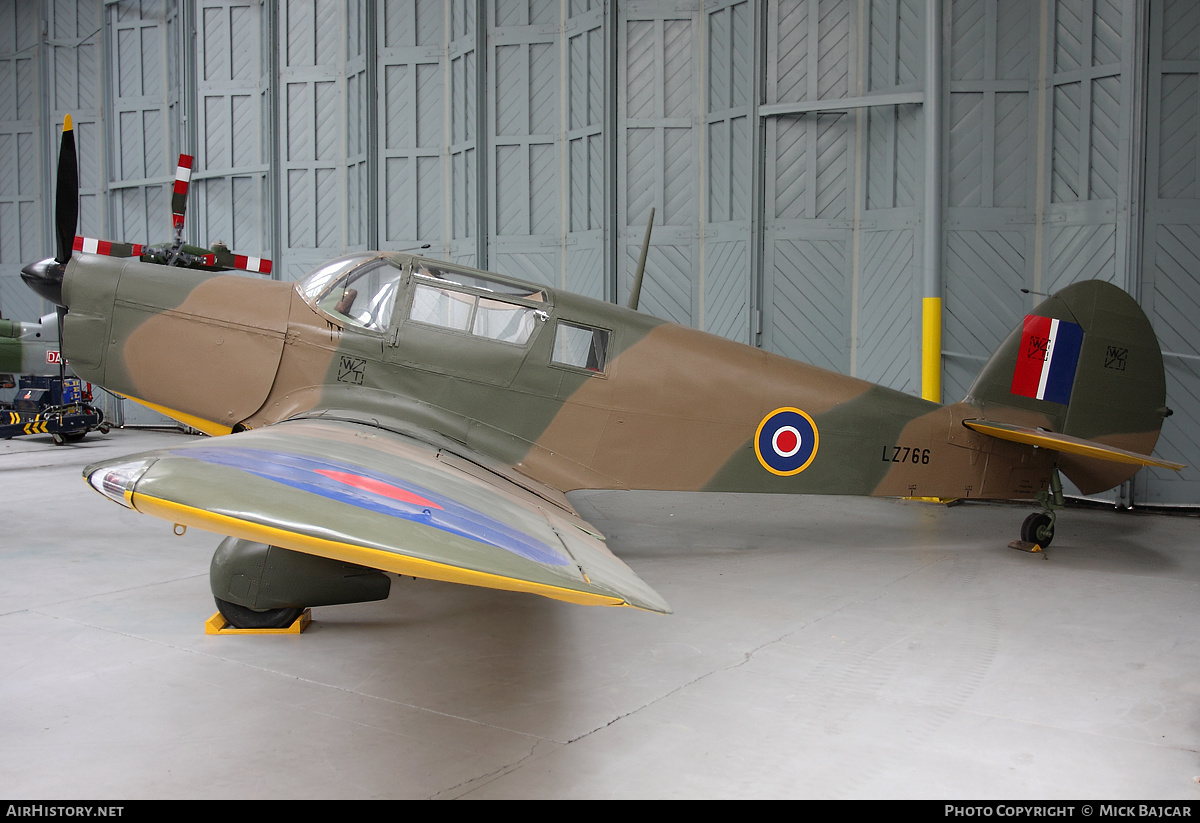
55;114;78;265
21;115;78;308
51;115;77;382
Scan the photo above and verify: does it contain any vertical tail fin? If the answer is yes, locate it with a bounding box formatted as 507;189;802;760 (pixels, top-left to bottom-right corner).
963;280;1173;494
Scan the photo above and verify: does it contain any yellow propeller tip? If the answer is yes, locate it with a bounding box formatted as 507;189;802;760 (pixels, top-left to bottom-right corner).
63;114;73;131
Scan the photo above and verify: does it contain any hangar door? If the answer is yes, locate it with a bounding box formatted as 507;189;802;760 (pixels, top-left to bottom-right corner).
762;111;853;376
1139;0;1200;506
759;1;924;394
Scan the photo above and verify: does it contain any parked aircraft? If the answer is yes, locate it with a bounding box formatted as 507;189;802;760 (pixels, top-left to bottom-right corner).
0;313;62;387
21;118;1184;628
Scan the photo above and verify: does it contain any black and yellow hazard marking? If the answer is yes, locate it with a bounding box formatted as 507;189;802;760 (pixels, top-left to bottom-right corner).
23;420;49;435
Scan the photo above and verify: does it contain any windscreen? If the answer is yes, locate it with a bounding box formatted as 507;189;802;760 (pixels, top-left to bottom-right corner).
298;254;404;332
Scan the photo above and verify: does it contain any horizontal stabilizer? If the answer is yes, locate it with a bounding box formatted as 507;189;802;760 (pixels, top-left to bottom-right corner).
963;419;1185;471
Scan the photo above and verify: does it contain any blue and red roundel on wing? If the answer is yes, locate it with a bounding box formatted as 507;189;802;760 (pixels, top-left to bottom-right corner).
754;407;819;476
170;446;570;566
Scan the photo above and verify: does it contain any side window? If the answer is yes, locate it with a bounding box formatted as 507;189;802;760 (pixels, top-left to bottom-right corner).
552;321;609;373
410;284;472;330
408;283;541;345
473;297;538;344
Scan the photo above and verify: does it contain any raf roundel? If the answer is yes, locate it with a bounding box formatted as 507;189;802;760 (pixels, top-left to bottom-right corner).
755;407;819;476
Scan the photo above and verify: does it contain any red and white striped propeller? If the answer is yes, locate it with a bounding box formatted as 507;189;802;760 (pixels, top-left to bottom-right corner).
72;152;272;275
170;154;193;239
73;236;144;257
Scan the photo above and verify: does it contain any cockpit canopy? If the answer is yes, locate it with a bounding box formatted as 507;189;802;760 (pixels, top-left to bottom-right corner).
296;253;550;345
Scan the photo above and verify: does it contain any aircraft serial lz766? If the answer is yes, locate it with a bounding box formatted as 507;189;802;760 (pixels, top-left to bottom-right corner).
22;117;1184;628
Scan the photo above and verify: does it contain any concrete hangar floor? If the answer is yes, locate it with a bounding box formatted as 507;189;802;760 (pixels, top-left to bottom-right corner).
2;427;1198;800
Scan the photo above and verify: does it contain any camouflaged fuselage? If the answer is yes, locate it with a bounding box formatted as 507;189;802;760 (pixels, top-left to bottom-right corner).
66;251;1171;504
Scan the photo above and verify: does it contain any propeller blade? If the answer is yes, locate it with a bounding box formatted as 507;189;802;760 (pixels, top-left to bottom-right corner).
73;236;146;258
233;254;272;274
54;115;79;265
211;249;273;274
171;154;193;236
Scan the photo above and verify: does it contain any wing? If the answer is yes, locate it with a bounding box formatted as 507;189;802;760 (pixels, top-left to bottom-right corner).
84;419;670;614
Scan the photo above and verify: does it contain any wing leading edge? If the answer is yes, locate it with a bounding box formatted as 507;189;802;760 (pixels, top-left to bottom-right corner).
84;419;670;614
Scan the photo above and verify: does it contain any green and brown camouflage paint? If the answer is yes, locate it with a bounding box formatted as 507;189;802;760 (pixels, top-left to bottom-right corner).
59;252;1169;505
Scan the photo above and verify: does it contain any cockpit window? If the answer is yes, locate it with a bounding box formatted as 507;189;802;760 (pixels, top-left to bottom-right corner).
298;254;377;301
299;254;550;344
410;283;473;331
405;258;547;344
408;283;542;345
413;262;546;302
552;321;609;373
299;254;403;333
473;297;539;343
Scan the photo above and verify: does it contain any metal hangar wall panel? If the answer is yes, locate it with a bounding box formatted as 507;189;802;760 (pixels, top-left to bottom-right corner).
0;1;45;324
1140;0;1200;506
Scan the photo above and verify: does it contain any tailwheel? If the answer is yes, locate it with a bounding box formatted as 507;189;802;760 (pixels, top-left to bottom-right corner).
214;597;304;630
1020;511;1055;547
1014;466;1064;549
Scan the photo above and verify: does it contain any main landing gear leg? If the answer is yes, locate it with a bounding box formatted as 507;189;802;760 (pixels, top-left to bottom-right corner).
1014;468;1064;551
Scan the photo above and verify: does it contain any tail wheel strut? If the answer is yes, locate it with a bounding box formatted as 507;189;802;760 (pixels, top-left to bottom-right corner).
1022;467;1065;548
